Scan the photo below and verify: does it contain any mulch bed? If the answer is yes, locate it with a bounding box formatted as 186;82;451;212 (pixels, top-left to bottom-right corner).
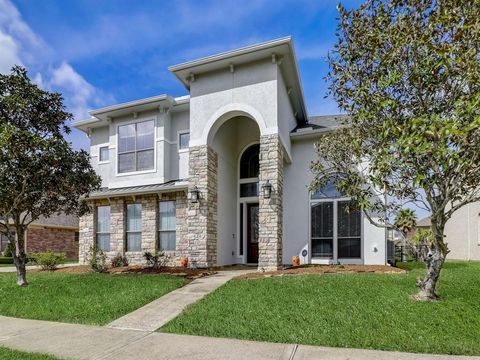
236;264;406;280
48;265;216;279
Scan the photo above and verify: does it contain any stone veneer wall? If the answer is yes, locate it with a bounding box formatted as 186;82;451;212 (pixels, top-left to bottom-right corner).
26;227;78;260
78;191;188;266
258;134;284;270
187;145;218;268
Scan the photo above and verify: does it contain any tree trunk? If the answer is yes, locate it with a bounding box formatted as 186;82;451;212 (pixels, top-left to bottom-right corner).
12;225;28;287
415;218;448;301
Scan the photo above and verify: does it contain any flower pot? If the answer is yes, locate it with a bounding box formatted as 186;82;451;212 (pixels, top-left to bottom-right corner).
180;257;188;268
292;256;300;267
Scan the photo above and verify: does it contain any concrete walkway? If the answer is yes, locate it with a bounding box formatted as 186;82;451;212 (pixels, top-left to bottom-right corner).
0;263;80;273
107;269;253;332
0;316;478;360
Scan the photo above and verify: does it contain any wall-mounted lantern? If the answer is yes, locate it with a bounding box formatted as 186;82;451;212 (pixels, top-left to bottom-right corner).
262;180;272;199
189;186;200;203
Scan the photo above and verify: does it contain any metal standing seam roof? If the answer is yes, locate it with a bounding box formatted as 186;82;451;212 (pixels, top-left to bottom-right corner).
86;180;188;200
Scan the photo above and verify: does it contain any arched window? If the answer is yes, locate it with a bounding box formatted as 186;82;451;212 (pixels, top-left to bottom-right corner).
240;144;259;179
311;179;345;199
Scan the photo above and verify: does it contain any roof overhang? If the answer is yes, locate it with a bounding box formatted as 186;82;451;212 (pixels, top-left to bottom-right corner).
84;181;188;200
73;94;179;133
169;36;308;124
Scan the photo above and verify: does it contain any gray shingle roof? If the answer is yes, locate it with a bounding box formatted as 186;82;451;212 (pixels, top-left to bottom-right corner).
291;114;348;134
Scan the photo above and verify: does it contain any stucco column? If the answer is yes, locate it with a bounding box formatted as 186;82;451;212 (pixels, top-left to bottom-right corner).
187;145;218;268
258;134;284;270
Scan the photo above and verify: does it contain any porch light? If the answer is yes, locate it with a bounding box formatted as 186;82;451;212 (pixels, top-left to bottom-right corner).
189;186;200;203
262;180;272;199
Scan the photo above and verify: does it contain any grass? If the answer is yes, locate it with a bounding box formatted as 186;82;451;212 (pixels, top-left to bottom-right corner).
0;272;186;325
0;347;61;360
162;262;480;355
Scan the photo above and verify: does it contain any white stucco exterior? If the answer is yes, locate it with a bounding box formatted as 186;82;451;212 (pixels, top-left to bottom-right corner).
74;37;387;267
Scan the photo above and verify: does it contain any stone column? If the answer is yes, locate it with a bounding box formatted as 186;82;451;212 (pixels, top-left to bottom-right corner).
258;134;284;271
187;145;218;268
109;198;125;256
78;204;94;265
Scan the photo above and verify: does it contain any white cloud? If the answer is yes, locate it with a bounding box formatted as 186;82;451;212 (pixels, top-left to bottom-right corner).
50;62;96;119
0;31;22;73
0;0;114;123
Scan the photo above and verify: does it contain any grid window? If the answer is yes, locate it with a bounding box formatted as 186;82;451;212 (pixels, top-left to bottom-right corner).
118;120;154;173
126;204;142;251
96;206;110;251
159;201;176;251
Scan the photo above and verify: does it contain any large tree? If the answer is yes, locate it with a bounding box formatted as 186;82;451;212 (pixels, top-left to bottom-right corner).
312;0;480;300
0;66;101;286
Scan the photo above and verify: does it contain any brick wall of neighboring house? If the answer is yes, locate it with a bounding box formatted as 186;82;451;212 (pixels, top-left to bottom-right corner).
27;227;79;260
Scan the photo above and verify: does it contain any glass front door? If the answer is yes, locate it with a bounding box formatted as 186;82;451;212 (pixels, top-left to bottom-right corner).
247;203;259;263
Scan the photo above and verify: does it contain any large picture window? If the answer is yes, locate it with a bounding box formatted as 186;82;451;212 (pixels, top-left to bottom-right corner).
126;204;142;251
96;206;110;251
159;201;176;251
118;120;154;173
310;182;361;260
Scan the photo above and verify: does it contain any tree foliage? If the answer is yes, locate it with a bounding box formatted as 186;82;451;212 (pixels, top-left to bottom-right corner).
311;0;480;300
0;66;101;285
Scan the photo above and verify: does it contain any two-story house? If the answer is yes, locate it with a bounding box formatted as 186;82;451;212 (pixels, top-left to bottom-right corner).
73;37;387;270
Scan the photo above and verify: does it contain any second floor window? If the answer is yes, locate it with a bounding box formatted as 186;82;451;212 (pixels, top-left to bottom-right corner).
99;146;109;162
118;120;155;173
179;132;190;150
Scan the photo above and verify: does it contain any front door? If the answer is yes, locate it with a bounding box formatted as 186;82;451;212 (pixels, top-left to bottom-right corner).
247;203;259;263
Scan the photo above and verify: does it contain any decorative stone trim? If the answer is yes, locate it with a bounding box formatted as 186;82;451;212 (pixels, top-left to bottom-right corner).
258;134;284;271
187;145;218;268
78;192;188;267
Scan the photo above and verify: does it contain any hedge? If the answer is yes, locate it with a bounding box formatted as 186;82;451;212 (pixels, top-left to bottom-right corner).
0;257;13;264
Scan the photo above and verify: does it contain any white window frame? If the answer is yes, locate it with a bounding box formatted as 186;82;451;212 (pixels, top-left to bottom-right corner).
126;203;142;252
115;117;157;176
236;141;260;264
98;145;110;163
309;196;363;264
158;200;176;252
96;206;111;252
178;130;190;153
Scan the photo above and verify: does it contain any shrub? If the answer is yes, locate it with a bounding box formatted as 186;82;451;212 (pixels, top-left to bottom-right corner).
0;257;13;264
88;245;107;273
111;253;129;268
143;251;169;269
29;251;66;271
2;242;13;257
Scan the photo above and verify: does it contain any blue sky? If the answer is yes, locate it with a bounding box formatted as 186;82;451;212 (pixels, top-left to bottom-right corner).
0;0;364;150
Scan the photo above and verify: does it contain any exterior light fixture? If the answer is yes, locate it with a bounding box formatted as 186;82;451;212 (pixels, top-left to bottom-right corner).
190;186;200;203
262;180;272;199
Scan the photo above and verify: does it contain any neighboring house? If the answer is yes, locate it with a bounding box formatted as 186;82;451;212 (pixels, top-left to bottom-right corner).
73;37;386;270
0;213;79;259
445;202;480;261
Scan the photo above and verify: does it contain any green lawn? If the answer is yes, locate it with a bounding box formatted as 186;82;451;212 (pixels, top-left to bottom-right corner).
162;262;480;355
0;347;61;360
0;272;186;325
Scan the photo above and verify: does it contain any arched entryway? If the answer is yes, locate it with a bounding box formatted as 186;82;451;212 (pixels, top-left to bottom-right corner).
187;107;285;270
209;116;260;265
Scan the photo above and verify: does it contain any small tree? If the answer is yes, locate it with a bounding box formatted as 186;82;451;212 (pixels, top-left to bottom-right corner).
394;208;417;261
0;66;101;286
313;0;480;300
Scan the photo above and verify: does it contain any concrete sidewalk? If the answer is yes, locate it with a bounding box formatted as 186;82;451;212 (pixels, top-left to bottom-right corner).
0;316;478;360
0;263;80;273
107;270;253;331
